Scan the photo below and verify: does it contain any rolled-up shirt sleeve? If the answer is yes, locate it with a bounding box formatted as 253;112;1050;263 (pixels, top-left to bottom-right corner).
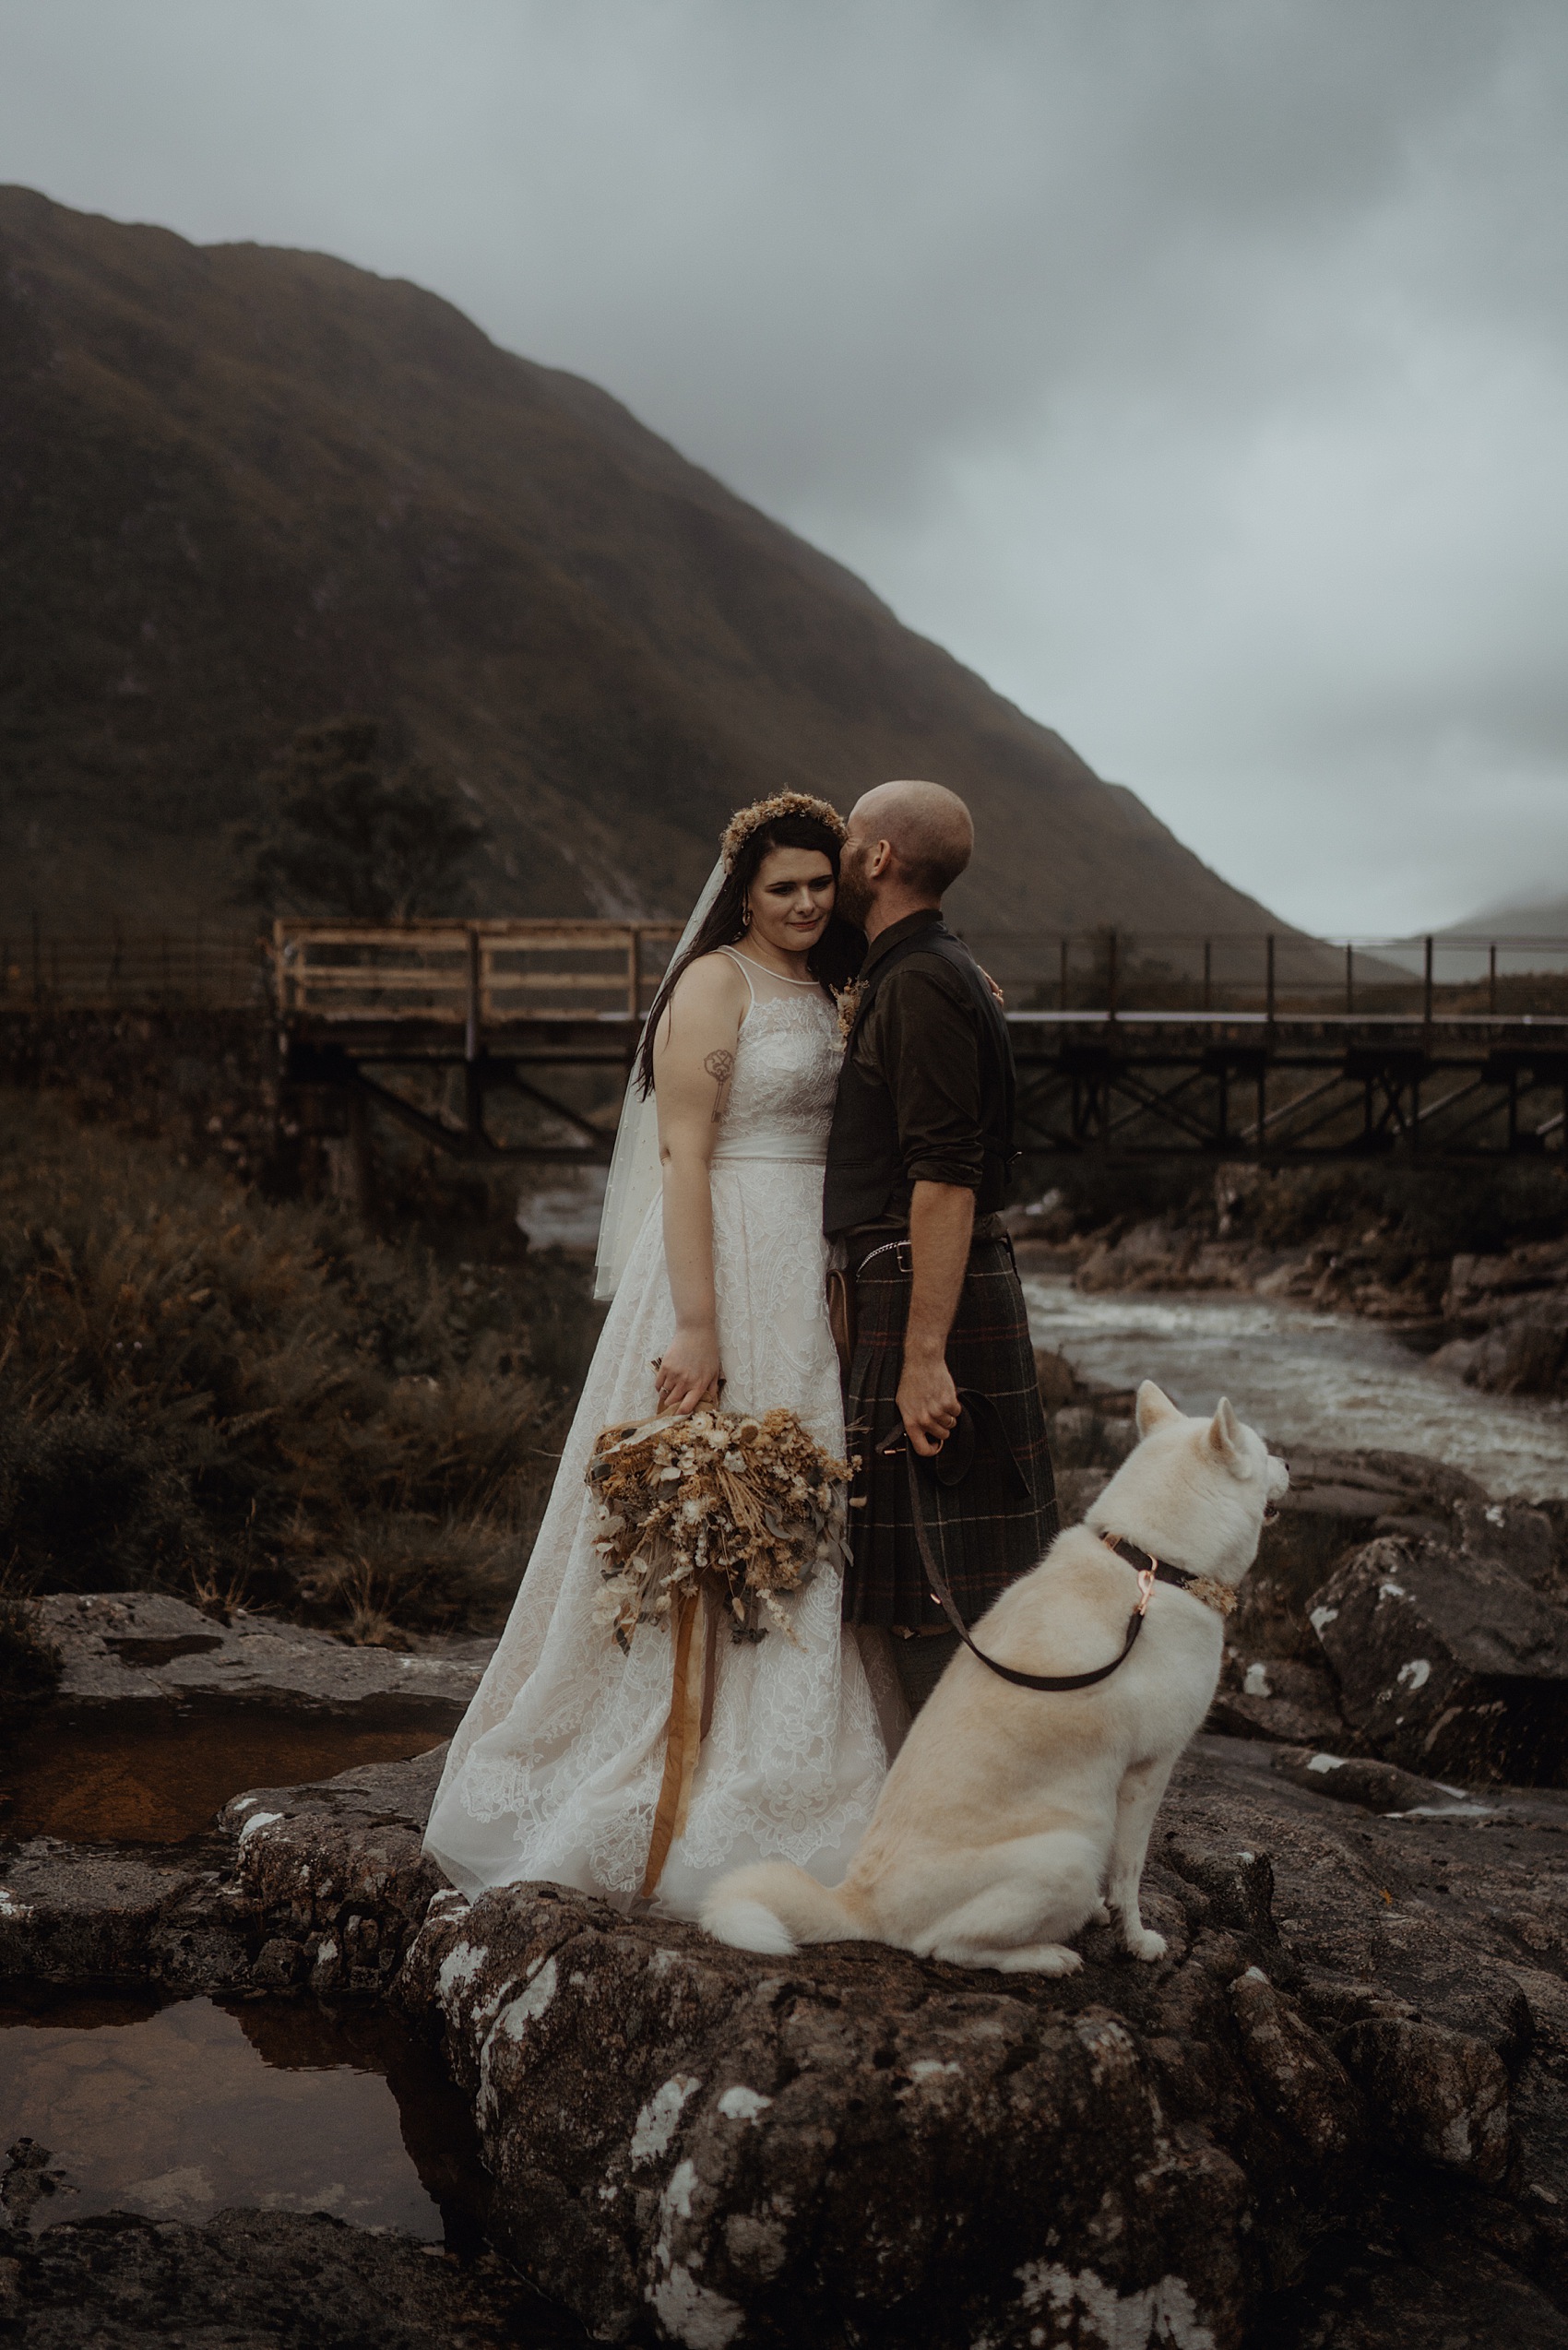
873;963;986;1192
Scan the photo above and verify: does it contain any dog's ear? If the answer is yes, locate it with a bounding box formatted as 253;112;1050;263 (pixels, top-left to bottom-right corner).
1207;1397;1247;1475
1134;1380;1181;1437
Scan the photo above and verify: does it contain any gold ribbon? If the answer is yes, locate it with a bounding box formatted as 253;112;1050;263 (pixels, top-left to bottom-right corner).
640;1584;718;1900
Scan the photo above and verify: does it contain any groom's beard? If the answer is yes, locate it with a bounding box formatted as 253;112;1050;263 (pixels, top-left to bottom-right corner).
835;851;873;930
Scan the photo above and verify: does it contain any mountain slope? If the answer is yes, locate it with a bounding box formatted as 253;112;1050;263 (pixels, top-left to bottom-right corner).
1442;894;1568;938
0;184;1289;941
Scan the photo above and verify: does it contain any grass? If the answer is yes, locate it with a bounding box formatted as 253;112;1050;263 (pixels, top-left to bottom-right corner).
0;1581;63;1698
0;1091;605;1638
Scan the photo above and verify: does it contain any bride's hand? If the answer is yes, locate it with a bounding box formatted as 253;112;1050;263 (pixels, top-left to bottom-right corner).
654;1326;723;1416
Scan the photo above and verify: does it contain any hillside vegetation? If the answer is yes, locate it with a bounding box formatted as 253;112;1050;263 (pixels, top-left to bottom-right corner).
0;1093;599;1638
0;184;1290;945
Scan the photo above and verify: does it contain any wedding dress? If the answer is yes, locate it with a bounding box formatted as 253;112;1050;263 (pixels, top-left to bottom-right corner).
423;952;898;1917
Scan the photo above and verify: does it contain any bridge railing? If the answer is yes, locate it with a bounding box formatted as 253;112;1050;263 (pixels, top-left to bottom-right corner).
270;919;685;1027
961;931;1568;1021
0;926;267;1010
7;920;1566;1025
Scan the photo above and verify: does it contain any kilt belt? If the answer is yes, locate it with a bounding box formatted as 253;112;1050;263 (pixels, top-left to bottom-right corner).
840;1231;1058;1630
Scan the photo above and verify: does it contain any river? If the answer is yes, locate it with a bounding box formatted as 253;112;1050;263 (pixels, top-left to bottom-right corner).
517;1178;1566;1501
1022;1276;1568;1500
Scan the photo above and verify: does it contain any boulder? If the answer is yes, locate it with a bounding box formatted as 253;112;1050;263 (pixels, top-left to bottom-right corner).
1242;1452;1482;1634
1437;1241;1568;1397
1207;1655;1350;1750
1311;1536;1568;1783
396;1878;1282;2347
0;1841;255;1988
0;2206;550;2350
0;1747;450;1995
1266;1747;1484;1816
31;1593;493;1724
221;1747;451;1999
17;1717;1568;2344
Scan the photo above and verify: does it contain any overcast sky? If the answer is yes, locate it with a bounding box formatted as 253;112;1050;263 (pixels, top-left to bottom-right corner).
4;0;1566;935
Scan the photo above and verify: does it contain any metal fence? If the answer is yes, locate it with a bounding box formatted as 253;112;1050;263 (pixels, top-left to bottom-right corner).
960;932;1568;1020
0;926;267;1010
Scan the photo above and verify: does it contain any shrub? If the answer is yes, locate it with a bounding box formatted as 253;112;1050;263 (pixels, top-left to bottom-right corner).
0;1582;63;1698
0;1093;602;1633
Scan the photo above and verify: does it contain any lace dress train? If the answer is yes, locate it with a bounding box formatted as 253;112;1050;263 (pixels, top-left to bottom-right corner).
423;971;898;1917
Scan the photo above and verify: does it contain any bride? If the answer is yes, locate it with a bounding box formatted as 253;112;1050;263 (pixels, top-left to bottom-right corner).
423;792;900;1917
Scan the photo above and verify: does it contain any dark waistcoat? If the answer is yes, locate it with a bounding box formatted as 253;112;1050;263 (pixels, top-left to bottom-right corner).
823;922;1016;1237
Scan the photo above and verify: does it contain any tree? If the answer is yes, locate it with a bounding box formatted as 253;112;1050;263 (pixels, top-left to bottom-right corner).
237;719;488;920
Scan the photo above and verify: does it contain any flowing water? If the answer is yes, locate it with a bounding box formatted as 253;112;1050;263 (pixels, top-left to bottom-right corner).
1023;1276;1568;1499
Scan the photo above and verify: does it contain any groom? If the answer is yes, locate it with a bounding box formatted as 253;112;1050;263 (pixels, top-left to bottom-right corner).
826;779;1058;1715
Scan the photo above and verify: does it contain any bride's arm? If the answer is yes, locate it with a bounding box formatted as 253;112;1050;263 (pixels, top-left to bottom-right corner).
649;954;748;1415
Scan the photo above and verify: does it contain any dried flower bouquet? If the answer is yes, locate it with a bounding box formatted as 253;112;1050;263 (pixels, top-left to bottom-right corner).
585;1403;850;1898
588;1403;849;1652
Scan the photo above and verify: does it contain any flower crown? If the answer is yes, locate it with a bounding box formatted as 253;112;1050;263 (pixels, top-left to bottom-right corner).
720;790;848;872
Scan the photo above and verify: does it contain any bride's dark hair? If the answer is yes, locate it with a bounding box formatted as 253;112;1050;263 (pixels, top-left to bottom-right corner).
636;809;863;1096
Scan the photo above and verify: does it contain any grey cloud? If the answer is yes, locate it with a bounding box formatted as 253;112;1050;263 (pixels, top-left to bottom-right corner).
2;0;1566;929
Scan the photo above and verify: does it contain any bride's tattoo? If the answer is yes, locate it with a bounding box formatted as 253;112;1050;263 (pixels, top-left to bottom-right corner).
704;1047;736;1121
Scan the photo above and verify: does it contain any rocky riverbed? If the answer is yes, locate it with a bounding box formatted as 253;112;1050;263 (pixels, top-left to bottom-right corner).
1016;1205;1568;1398
10;1729;1568;2346
8;1430;1568;2347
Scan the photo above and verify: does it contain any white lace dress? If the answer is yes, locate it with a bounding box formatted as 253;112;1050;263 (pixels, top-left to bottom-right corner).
423;956;898;1918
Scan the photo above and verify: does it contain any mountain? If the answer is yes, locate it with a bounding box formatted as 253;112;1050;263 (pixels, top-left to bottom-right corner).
0;184;1292;944
1442;893;1568;938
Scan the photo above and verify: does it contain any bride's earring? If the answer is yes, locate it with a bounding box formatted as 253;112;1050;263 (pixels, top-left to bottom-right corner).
742;901;752;931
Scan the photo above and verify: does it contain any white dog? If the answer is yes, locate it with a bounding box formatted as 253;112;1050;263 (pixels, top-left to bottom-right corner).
702;1383;1287;1975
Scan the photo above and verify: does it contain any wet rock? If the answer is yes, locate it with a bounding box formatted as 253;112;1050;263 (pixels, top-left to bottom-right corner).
1208;1654;1349;1750
0;2206;569;2349
1312;1535;1568;1784
1045;1406;1139;1472
0;1841;255;1988
1226;1969;1362;2162
1266;2230;1568;2348
34;1593;492;1725
1241;1452;1483;1635
18;1722;1568;2342
376;1727;1568;2346
0;2142;70;2227
1439;1243;1568;1397
1267;1748;1482;1816
1051;1466;1111;1527
1338;2014;1511;2180
397;1878;1272;2348
221;1746;450;1996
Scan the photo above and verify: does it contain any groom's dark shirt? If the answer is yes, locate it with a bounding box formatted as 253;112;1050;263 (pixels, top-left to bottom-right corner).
823;911;1015;1239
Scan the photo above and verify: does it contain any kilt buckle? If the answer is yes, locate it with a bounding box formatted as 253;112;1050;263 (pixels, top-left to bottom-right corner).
857;1236;912;1276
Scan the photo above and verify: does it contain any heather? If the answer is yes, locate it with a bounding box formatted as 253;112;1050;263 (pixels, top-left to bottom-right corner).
0;1092;600;1638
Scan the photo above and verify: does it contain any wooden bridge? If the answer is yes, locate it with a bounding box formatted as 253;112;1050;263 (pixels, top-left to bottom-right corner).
6;918;1564;1167
266;918;1568;1168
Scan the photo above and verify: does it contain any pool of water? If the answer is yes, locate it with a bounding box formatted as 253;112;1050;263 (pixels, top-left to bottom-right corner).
0;1989;485;2245
1025;1276;1568;1500
0;1716;445;1846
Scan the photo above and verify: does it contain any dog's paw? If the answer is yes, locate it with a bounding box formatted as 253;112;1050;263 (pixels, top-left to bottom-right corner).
995;1943;1083;1976
1126;1928;1168;1964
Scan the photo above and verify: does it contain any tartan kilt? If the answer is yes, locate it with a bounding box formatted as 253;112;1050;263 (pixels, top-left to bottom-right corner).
841;1236;1058;1628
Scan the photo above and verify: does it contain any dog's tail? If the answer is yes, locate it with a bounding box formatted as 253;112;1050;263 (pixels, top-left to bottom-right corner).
701;1861;868;1956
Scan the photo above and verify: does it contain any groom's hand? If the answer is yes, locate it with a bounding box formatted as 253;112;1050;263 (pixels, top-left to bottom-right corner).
898;1348;962;1456
898;1181;973;1453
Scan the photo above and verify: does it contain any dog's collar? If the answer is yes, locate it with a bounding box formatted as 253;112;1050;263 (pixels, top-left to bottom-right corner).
1101;1535;1238;1620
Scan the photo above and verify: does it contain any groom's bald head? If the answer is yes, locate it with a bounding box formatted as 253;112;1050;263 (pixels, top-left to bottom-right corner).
849;780;974;899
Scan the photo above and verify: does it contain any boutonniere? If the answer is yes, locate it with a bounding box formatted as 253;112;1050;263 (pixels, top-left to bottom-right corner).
833;979;864;1046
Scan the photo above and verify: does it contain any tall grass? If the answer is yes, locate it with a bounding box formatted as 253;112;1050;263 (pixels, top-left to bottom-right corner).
0;1093;604;1636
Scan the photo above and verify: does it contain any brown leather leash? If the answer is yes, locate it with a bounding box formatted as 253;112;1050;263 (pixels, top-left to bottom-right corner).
877;1396;1206;1693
